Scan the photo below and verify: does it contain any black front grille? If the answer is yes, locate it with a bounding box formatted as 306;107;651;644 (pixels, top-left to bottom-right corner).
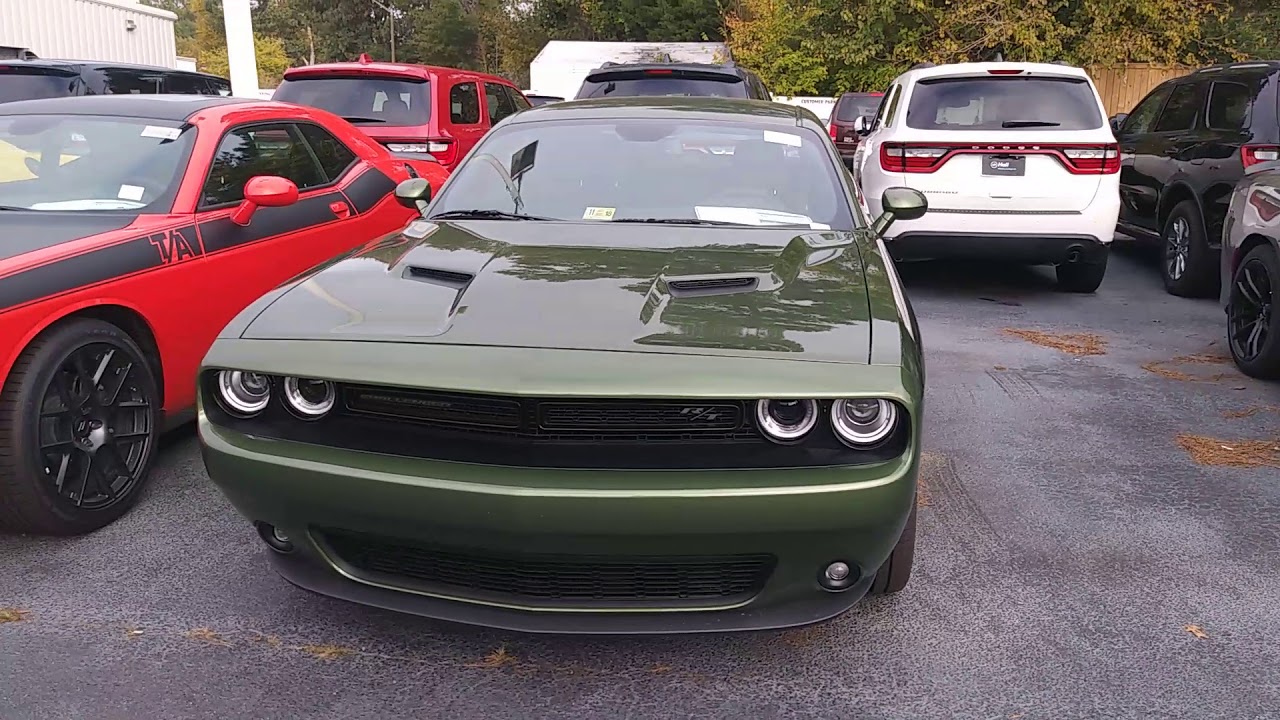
322;530;775;608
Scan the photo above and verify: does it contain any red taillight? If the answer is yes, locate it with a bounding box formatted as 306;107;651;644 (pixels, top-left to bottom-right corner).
987;69;1025;75
828;123;838;139
427;138;457;166
645;69;674;75
1243;145;1280;169
1060;145;1121;174
879;142;1120;174
880;143;949;173
1249;190;1280;222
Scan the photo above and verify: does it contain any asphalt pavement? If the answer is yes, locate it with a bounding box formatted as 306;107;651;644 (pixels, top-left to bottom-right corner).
3;240;1279;720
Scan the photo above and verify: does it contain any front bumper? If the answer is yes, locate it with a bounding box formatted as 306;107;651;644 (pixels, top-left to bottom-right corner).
199;415;918;634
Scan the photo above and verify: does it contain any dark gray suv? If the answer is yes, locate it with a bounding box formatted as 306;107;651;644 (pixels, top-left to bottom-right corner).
574;61;772;100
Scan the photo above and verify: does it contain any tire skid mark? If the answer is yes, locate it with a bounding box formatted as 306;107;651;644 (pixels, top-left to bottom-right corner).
919;452;1004;557
987;368;1042;400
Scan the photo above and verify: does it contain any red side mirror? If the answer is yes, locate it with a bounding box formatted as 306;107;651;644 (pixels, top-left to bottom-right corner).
230;175;300;226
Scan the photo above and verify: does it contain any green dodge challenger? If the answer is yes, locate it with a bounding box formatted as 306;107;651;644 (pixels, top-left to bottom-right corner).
197;97;928;634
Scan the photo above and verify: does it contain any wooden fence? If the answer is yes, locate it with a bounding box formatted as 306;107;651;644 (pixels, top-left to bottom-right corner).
1087;63;1193;116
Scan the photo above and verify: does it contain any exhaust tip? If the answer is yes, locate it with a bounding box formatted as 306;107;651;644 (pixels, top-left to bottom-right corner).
255;521;295;554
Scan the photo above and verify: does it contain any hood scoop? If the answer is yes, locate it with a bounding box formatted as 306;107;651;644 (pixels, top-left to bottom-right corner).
666;276;759;298
404;266;475;290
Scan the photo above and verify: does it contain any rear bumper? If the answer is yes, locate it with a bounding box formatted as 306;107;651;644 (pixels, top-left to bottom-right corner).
889;232;1110;264
199;417;919;634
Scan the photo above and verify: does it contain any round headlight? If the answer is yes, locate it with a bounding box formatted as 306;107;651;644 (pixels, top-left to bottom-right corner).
216;370;271;416
282;377;336;419
755;399;818;442
831;398;897;447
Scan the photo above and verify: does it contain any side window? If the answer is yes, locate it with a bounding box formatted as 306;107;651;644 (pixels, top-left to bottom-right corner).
97;68;163;94
200;123;326;208
1153;82;1203;132
297;123;359;182
450;82;481;124
882;84;904;127
1206;81;1253;131
869;86;893;129
1120;84;1172;135
484;82;517;124
506;86;532;112
162;73;210;94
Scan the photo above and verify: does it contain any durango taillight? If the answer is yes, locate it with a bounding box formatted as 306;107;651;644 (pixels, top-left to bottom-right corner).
1060;145;1120;174
880;143;949;173
1242;145;1280;169
427;138;457;166
1249;190;1280;222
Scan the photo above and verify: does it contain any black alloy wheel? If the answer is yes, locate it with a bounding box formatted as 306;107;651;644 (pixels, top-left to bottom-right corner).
1227;245;1279;379
0;318;159;535
1160;201;1217;298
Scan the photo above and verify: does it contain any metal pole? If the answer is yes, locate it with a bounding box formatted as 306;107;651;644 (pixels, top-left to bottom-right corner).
222;0;260;98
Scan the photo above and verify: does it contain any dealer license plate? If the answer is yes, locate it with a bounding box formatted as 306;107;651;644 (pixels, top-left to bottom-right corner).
981;155;1026;176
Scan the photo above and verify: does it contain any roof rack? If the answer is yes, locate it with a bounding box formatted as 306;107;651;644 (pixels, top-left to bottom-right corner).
1196;60;1280;73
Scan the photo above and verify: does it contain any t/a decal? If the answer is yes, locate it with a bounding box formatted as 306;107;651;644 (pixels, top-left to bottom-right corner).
148;228;203;265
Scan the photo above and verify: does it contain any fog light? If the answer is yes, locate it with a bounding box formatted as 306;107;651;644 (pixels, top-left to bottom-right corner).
255;522;295;553
819;560;857;591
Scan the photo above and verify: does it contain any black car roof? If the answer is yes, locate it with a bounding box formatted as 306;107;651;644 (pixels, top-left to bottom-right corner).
0;94;251;121
589;62;745;76
509;96;808;128
0;58;228;80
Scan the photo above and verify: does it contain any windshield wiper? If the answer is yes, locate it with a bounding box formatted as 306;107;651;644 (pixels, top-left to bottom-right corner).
431;209;553;221
342;116;387;124
610;218;747;226
1001;120;1061;128
0;205;29;211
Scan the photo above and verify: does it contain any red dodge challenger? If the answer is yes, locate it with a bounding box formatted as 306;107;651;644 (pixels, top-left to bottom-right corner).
0;94;448;536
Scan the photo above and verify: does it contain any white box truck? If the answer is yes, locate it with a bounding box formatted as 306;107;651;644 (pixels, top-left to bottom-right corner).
528;41;732;102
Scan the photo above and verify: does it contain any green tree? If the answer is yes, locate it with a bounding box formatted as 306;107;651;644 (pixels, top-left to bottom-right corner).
200;34;293;86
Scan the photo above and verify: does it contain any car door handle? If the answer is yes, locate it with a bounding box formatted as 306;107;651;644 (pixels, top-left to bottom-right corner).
329;200;352;219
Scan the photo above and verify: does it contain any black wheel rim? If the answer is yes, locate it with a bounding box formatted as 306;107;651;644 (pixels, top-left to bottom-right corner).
1229;258;1274;362
36;342;153;511
1164;216;1190;280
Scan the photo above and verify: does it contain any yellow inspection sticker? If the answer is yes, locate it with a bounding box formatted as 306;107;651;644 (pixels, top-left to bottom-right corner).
583;206;616;220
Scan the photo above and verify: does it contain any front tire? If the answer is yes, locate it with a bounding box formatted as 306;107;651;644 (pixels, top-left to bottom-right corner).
1056;249;1109;293
1161;201;1217;297
1227;245;1280;380
0;318;160;535
869;500;916;595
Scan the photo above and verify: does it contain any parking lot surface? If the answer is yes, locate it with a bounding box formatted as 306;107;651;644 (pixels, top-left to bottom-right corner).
3;242;1279;720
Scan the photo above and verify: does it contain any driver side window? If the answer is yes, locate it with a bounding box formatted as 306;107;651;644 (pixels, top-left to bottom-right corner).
1120;84;1172;136
200;123;326;208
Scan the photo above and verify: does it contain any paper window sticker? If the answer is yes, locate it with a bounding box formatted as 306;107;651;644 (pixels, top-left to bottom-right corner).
141;125;181;140
118;185;145;202
583;206;616;220
762;130;802;147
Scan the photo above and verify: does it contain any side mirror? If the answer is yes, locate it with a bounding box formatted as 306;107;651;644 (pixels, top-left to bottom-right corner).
230;175;299;226
395;177;432;218
871;186;928;236
1109;113;1128;133
853;116;870;135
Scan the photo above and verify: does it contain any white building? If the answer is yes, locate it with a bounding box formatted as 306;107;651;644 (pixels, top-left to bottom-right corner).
0;0;179;67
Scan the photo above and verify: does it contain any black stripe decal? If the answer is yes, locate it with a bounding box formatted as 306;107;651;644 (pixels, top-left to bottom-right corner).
0;225;199;312
198;191;346;253
0;214;139;263
344;167;397;215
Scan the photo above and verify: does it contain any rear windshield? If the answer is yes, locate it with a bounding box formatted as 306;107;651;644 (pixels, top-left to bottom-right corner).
576;72;748;99
0;69;78;104
273;76;430;126
834;95;881;122
905;76;1103;131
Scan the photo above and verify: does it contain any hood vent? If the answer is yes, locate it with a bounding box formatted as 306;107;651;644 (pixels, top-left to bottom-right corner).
404;266;474;290
667;276;759;298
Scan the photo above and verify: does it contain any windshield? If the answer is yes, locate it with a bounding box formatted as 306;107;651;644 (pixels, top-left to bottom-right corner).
576;74;749;99
273;76;430;125
906;76;1104;131
0;69;79;104
0;114;194;211
429;118;855;230
835;95;880;122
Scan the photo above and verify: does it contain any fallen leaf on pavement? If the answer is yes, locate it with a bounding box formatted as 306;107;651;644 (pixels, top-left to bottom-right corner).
1177;433;1280;468
1184;624;1209;640
299;643;354;661
0;608;30;624
465;644;518;669
1223;406;1280;419
1002;328;1107;356
185;627;233;647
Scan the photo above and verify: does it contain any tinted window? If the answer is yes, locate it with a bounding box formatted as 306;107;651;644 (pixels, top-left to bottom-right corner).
485;82;518;124
0;68;79;102
273;76;430;126
163;73;221;95
575;72;748;99
1153;83;1202;132
1120;85;1172;135
905;77;1103;130
96;68;163;94
0;114;194;211
883;85;903;127
450;82;480;124
834;94;881;122
297;123;358;181
430;118;854;230
506;86;531;111
201;124;326;207
1206;81;1252;131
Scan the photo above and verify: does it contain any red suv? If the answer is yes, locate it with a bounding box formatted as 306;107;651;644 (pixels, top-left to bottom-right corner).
272;55;531;171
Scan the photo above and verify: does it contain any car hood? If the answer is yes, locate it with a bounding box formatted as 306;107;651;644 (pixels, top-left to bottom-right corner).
239;220;877;363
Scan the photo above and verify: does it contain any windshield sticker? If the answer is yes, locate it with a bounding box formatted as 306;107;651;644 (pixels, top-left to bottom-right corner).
762;130;802;148
117;185;146;202
583;206;616;221
695;206;829;229
140;125;181;141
